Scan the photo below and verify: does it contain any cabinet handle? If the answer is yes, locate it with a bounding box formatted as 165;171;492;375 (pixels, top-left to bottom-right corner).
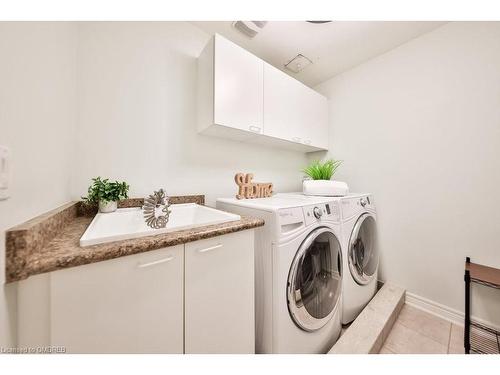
197;243;223;253
137;256;174;268
291;137;301;142
249;126;262;133
303;139;311;145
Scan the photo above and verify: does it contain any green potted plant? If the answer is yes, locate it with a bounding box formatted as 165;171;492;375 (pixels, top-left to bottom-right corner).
82;177;130;213
301;159;349;196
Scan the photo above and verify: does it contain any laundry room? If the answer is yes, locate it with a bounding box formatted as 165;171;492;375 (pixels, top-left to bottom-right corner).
1;1;500;374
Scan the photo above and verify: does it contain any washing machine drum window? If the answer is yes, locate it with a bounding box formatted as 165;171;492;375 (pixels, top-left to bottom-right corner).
287;227;342;332
348;213;378;285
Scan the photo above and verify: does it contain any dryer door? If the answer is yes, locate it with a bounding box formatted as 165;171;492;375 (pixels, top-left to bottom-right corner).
348;213;379;285
287;227;342;332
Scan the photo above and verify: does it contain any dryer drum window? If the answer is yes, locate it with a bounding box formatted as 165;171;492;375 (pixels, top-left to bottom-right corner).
287;227;342;332
348;214;378;285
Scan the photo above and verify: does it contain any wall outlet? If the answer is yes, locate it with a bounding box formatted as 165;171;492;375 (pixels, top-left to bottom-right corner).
0;146;10;201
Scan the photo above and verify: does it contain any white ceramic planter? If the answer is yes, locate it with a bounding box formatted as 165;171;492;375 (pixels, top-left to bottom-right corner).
98;200;118;213
303;179;349;197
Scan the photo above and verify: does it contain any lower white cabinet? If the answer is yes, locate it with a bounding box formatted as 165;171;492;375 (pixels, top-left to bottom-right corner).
185;231;254;353
17;230;255;354
51;245;184;353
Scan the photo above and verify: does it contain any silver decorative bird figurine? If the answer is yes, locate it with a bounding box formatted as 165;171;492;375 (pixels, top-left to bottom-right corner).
143;189;171;229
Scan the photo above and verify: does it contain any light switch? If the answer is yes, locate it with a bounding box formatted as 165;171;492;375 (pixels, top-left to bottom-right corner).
0;146;10;201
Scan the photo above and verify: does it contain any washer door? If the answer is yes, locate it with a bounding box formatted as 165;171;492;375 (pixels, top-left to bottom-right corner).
348;213;378;285
287;227;342;332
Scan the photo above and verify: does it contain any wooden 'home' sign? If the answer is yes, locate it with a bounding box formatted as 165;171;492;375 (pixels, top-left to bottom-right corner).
234;173;273;200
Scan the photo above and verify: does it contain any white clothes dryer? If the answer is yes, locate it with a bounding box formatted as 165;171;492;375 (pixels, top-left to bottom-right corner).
336;194;379;324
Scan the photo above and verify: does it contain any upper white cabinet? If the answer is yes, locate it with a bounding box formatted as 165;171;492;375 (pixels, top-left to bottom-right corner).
198;34;328;152
301;84;329;149
198;34;264;140
214;35;264;134
263;62;303;142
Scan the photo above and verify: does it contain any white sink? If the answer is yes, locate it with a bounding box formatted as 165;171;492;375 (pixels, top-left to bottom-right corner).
80;203;241;247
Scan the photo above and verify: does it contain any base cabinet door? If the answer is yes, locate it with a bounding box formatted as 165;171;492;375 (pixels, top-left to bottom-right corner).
184;231;255;353
50;246;184;353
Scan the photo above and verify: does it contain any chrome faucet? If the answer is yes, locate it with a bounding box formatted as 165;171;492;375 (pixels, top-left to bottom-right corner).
143;189;171;229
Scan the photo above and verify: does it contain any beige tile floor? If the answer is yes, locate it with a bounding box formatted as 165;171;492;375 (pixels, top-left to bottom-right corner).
379;304;465;354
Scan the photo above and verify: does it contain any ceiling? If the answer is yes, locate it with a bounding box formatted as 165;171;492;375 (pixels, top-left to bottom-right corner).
192;21;446;87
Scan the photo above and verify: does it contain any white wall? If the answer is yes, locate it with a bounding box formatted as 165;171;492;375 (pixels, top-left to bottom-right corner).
73;22;307;206
315;22;500;325
0;21;307;349
0;22;78;347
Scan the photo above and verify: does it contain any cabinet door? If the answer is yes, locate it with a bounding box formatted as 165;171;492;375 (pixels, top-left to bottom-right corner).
263;62;303;143
300;89;329;149
214;34;264;134
185;230;255;353
50;246;184;353
264;62;329;149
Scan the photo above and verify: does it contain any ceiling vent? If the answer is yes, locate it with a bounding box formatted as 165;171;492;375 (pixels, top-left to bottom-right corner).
232;21;267;39
284;54;313;73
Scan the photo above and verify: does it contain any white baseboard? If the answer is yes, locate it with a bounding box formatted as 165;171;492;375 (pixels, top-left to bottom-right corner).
405;292;500;331
405;292;464;326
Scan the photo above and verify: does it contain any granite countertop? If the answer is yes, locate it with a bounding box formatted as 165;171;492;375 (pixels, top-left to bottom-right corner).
5;196;264;283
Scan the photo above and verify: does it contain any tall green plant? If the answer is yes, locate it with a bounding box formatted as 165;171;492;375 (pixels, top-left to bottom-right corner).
82;177;130;204
302;159;342;180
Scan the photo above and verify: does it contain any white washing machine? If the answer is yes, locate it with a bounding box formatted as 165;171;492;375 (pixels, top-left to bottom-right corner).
275;193;379;324
216;195;343;353
337;194;379;324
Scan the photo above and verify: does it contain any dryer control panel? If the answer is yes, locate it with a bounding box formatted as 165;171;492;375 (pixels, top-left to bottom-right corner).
341;195;374;220
303;202;340;225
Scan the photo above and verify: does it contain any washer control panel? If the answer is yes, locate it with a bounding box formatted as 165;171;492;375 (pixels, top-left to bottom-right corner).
313;206;323;219
303;202;339;225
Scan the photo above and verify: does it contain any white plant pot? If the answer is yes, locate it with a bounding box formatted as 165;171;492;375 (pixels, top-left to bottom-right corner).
99;200;118;213
303;180;349;197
